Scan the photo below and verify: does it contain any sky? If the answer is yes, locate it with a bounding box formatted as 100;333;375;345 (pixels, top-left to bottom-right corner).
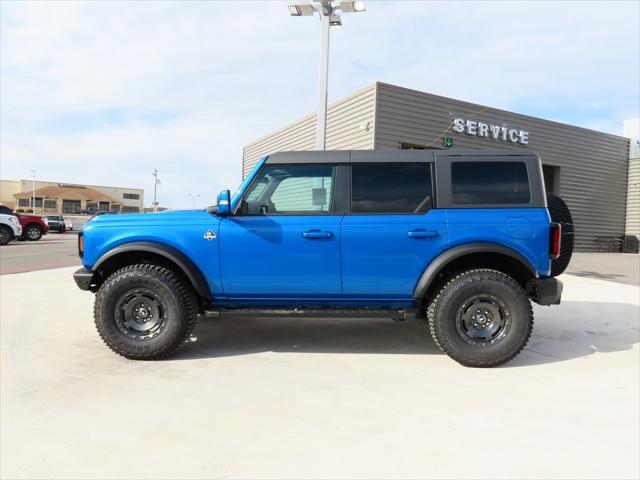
1;0;639;209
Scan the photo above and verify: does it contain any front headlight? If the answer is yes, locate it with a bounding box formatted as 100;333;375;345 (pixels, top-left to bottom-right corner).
9;216;18;224
43;217;49;225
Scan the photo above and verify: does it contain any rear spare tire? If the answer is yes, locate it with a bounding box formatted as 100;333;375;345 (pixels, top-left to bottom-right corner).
547;194;574;276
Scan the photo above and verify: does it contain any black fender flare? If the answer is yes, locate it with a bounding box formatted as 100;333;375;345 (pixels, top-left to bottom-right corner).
92;241;211;299
412;242;538;299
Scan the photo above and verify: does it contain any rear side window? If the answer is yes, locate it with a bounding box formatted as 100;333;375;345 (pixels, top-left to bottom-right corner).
451;161;530;204
351;163;432;214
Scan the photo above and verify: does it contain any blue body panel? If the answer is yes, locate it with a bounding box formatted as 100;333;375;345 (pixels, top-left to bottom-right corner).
219;215;342;298
341;210;448;299
81;210;224;295
446;208;552;277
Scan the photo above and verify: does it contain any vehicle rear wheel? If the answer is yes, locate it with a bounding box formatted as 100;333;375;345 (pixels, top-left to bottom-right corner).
427;269;533;367
0;225;13;245
94;264;198;359
25;224;43;241
547;194;574;276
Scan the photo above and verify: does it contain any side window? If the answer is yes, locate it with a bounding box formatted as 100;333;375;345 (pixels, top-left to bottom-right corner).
452;162;530;204
351;163;432;214
239;164;336;215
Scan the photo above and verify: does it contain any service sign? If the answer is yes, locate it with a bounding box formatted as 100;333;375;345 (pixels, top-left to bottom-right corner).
453;118;529;145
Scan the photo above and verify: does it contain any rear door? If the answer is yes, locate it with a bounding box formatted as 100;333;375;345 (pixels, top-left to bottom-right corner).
341;159;447;299
219;162;348;299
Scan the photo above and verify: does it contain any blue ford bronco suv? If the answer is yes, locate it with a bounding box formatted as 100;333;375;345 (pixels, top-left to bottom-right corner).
74;149;573;367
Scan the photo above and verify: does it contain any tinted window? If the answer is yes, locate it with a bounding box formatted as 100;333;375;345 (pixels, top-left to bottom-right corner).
240;164;335;215
452;162;530;204
351;163;432;214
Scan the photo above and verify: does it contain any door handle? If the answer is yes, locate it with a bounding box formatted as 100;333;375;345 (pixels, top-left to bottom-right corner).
407;229;439;238
302;230;333;239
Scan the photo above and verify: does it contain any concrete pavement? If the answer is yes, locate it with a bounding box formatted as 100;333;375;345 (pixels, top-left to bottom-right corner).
1;267;638;479
567;252;640;286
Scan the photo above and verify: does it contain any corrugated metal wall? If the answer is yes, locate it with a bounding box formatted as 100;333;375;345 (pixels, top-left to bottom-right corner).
242;85;375;178
375;83;630;251
626;158;639;236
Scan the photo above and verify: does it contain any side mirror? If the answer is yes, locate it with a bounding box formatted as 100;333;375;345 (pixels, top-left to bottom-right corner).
215;190;231;216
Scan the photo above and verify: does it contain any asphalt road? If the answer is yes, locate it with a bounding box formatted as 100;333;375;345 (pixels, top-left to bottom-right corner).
0;232;80;274
1;268;638;479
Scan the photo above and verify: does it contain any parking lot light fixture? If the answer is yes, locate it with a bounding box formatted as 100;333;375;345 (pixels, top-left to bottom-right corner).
286;0;366;150
288;3;315;16
339;0;366;13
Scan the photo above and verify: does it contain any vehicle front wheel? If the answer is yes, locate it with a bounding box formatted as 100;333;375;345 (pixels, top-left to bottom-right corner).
25;225;43;241
427;269;533;367
94;264;198;359
0;225;13;245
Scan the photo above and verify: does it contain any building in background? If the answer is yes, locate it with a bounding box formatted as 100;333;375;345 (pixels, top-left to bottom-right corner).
2;180;144;214
0;180;21;210
624;117;639;238
244;82;635;252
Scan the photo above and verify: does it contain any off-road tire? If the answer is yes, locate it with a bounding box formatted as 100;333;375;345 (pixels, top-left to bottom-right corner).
0;225;13;245
547;194;574;276
24;224;43;241
427;269;533;367
94;264;198;360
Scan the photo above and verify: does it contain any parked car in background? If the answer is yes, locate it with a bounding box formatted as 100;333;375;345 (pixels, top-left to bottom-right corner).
0;211;22;245
46;215;66;233
0;206;48;241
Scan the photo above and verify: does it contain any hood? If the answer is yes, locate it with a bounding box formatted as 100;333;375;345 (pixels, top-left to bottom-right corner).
83;209;217;230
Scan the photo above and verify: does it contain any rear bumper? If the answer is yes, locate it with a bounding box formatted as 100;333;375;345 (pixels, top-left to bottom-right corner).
73;267;94;291
528;277;563;305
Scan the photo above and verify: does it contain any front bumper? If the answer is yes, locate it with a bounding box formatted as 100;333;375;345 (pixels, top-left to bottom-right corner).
528;277;563;305
73;267;94;291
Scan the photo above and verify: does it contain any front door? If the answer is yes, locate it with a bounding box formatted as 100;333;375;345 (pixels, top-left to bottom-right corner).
341;162;447;299
219;163;344;300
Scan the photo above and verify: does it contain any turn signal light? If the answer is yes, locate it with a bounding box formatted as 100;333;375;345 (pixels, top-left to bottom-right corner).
78;233;84;258
550;223;561;260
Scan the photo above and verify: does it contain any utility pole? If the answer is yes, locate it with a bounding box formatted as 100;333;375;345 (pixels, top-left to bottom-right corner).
29;169;36;213
188;193;201;209
316;1;331;150
152;169;159;212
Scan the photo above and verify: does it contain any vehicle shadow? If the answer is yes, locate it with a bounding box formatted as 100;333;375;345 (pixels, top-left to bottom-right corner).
175;301;639;367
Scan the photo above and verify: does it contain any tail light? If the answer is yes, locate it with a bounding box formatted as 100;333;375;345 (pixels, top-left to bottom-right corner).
550;223;561;260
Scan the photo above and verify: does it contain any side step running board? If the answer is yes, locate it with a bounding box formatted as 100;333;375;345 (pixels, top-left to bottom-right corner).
202;308;422;321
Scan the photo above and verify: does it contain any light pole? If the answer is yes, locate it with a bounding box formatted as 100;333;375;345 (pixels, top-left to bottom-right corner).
29;169;36;213
152;169;160;212
288;0;366;150
188;193;201;209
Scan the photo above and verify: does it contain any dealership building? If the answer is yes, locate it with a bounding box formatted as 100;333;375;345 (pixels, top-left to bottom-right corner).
0;179;144;215
243;82;639;252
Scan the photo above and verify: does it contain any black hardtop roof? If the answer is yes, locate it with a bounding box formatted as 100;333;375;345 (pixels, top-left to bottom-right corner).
265;149;538;164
